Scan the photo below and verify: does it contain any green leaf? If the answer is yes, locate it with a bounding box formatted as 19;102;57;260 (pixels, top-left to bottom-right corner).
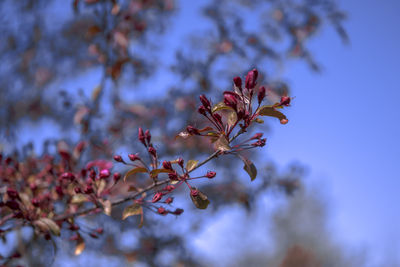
186;160;199;172
123;167;148;181
150;168;174;178
122;203;142;220
34;218;61;236
239;155;257;181
212;102;235;113
258;105;288;124
213;134;231;151
190;188;210;209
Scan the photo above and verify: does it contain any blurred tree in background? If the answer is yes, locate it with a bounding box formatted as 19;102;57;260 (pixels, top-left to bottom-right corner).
0;0;348;266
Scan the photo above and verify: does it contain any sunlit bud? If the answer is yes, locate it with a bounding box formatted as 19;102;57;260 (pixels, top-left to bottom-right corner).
99;169;110;179
198;105;207;115
233;76;242;90
165;197;173;204
245;68;258;89
148;146;157;157
162;161;172;170
138;127;146;145
113;155;123;162
206;171;216;179
279;96;291;106
145;129;151;143
157;207;167;215
177;157;184;168
173;208;184;215
199;95;211;110
257;86;266;104
6;188;19;199
186;125;200;135
152;192;163;203
113;172;121;182
128;154;140;161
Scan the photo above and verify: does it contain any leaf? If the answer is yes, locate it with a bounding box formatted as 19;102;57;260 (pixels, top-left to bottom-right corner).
74;236;85;256
150;168;173;178
124;167;148;182
226;110;238;127
186;160;199;172
175;131;191;140
239;155;257;181
122;203;142;220
34;218;60;236
258;105;288;124
212;102;235;113
214;135;231;151
190;188;210;209
71;194;89;204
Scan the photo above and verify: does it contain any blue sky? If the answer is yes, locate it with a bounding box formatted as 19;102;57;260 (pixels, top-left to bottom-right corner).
267;0;400;263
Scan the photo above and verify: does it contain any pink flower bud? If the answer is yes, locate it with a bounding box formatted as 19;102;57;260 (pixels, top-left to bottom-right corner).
138;127;146;145
113;155;123;162
164;185;175;191
99;169;110;179
223;92;238;110
113;172;121;182
245;69;258;89
128;154;140;161
162;161;172;170
56;186;64;196
190;189;199;197
61;172;76;181
206;171;216;179
84;185;94;194
152;192;163;203
31;198;40;207
74;187;81;193
257;86;266;104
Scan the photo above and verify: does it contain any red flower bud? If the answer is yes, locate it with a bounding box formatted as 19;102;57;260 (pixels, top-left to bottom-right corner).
61;172;76;181
89;233;98;239
168;172;178;180
157;206;167;215
233;76;242;90
152;192;163;203
177;157;184;168
145;129;151;143
113;155;123;162
128;153;140;161
74;187;81;193
206;171;216;179
69;224;80;231
113;172;121;182
198;105;207;115
31;198;40;207
138;127;146;145
99;169;110;179
190;189;199;197
95;227;104;234
245;68;258;89
6;188;19;199
257;86;266;104
223;92;238;110
173;208;184;215
162;161;172;170
84;185;94;194
56;185;64;196
6;200;19;210
279;96;291;106
148;146;157;157
199;95;211;110
165;197;173;204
